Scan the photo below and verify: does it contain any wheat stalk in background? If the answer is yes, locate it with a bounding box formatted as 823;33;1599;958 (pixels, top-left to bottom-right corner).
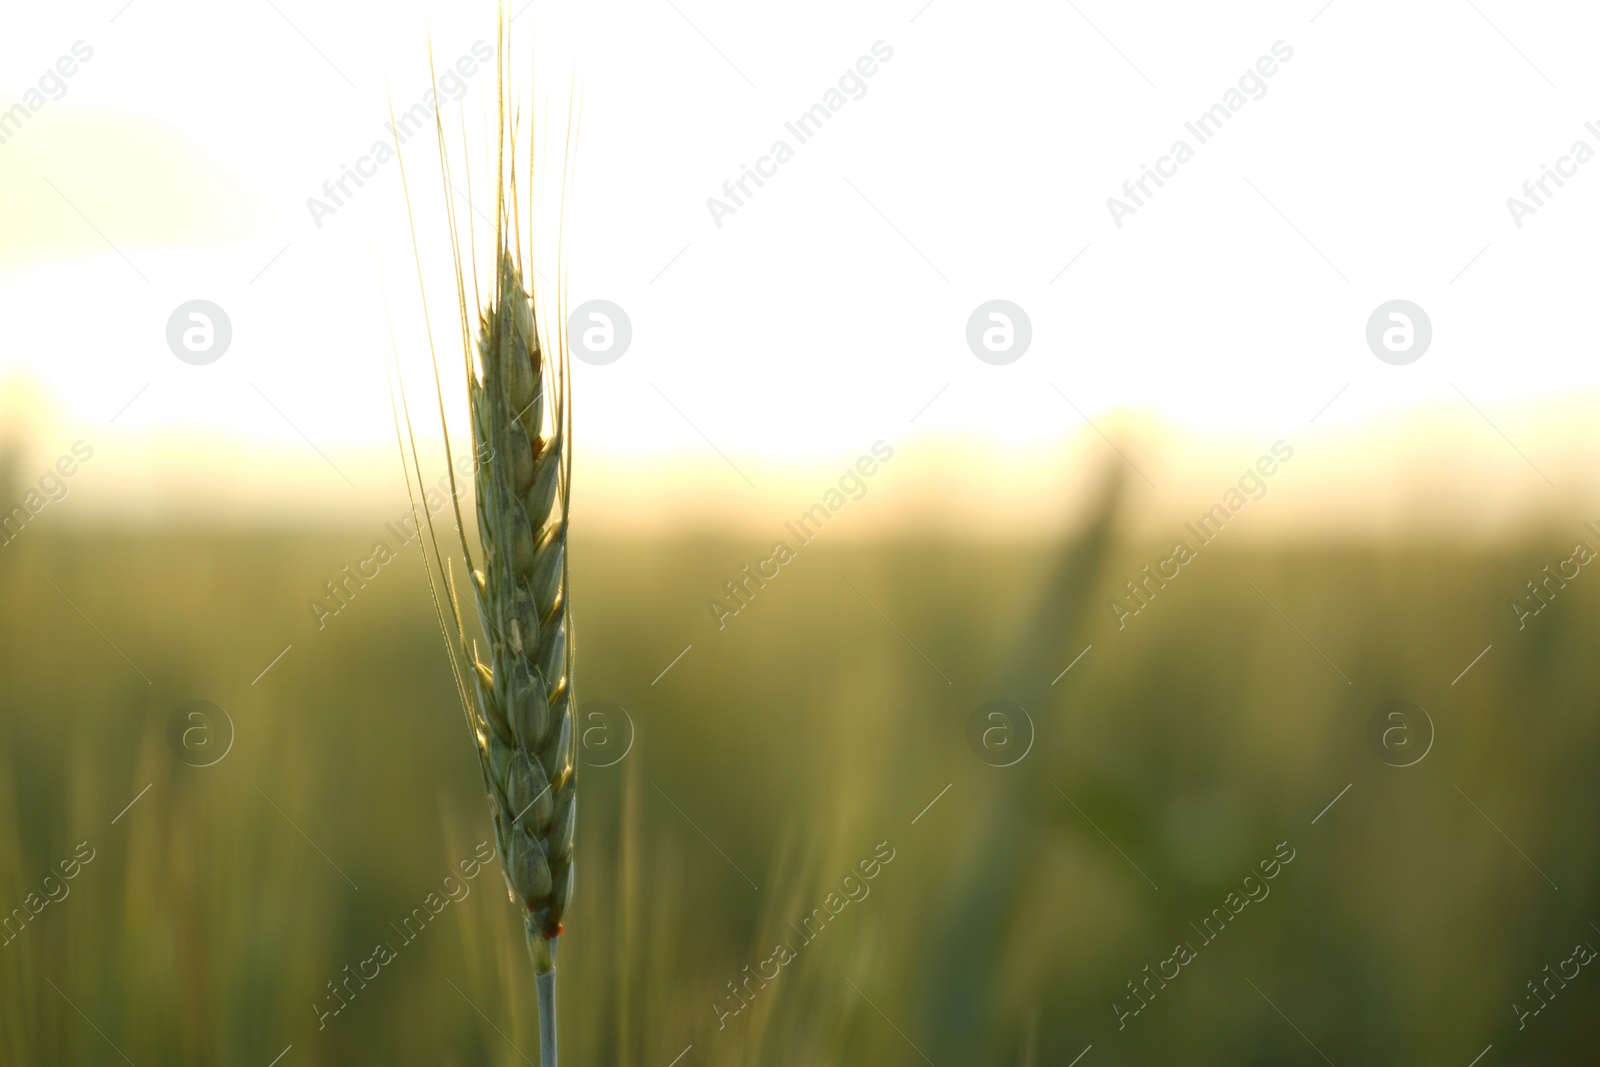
389;14;576;1065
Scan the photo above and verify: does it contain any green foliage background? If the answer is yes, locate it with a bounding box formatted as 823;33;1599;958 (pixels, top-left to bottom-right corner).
1;500;1596;1064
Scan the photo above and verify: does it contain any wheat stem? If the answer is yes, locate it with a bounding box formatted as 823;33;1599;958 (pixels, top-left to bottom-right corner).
536;959;559;1067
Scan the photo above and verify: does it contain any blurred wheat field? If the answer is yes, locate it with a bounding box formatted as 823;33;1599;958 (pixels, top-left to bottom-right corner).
1;506;1598;1064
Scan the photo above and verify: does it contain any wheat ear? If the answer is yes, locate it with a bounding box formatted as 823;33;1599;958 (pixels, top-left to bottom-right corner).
394;247;573;1059
470;45;578;1058
467;242;576;973
390;12;579;1062
388;16;576;1064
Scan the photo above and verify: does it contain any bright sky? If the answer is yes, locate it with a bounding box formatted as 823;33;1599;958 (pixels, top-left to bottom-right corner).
2;0;1599;532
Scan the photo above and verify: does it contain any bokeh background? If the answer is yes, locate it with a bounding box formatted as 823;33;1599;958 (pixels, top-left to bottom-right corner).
5;1;1600;1064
